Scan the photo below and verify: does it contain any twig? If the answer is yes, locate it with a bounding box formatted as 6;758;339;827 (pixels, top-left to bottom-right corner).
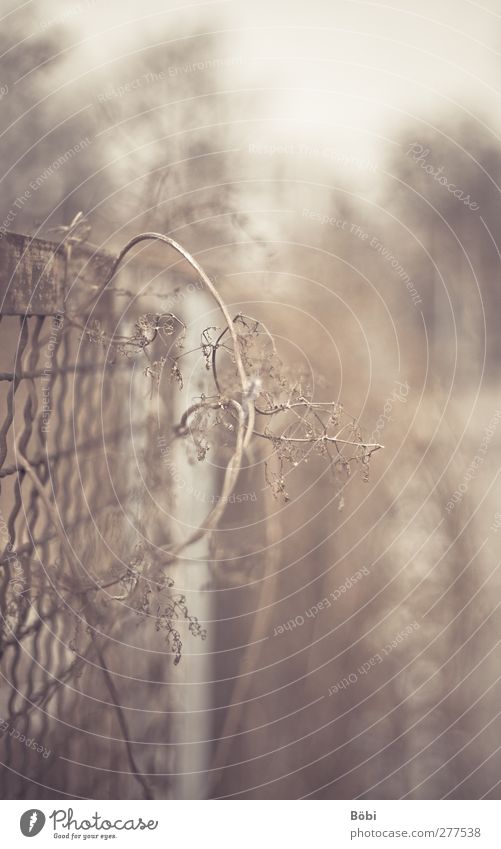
207;459;281;795
91;633;154;800
253;430;384;452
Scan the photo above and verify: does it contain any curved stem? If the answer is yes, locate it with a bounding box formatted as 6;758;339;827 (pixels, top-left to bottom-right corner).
91;633;154;799
84;233;250;395
162;398;247;558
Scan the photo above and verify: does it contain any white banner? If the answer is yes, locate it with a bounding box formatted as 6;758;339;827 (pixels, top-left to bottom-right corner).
0;800;498;848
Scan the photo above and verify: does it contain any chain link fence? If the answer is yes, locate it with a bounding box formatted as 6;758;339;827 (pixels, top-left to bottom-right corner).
0;234;181;799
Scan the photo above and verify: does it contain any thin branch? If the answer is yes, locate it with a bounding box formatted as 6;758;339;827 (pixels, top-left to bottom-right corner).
252;430;384;452
91;634;154;800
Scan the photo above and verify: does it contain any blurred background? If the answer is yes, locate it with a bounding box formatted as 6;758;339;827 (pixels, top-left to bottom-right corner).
1;0;501;799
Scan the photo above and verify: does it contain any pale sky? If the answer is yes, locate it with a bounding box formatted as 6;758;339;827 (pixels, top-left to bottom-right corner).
57;0;501;163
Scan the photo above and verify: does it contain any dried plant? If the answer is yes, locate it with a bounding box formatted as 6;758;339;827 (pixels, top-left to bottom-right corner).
18;230;382;667
80;233;383;511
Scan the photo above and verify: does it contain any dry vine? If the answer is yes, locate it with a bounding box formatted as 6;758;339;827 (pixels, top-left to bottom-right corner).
80;232;383;512
18;230;383;669
2;225;386;803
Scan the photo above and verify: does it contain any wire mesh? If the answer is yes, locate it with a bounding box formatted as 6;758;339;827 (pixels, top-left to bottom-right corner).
0;289;174;799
